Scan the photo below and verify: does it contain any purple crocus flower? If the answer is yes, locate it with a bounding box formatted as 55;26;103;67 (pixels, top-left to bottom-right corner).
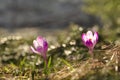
30;36;48;64
81;31;98;54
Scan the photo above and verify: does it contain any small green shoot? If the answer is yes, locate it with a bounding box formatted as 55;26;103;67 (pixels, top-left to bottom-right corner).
60;58;73;70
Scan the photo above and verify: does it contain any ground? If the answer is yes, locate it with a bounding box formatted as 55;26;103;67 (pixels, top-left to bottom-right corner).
0;25;120;80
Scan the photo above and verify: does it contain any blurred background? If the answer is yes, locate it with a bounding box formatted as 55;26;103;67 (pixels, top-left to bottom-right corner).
0;0;119;37
0;0;104;36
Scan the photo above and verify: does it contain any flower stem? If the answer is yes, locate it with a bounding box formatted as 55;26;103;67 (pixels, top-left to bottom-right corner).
89;48;94;58
44;58;49;79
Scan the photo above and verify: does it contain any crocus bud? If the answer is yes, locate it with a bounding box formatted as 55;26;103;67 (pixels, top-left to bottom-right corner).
81;31;98;54
30;36;48;63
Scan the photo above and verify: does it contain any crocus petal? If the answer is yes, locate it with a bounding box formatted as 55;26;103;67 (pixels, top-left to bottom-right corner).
30;46;39;54
33;40;39;49
36;46;43;53
91;32;98;44
36;46;47;60
43;41;48;53
82;33;87;42
86;31;93;39
37;36;48;53
91;39;96;46
93;32;98;41
85;40;93;47
36;36;44;47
